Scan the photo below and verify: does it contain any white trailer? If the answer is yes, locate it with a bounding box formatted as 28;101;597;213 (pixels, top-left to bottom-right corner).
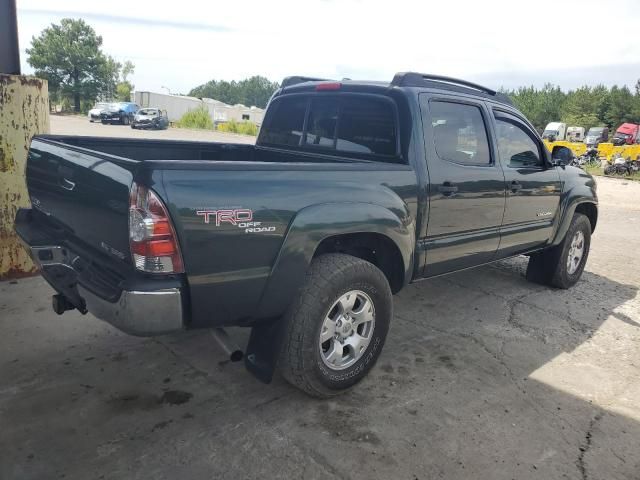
566;126;585;142
134;91;266;126
203;99;265;126
542;122;567;141
134;91;203;123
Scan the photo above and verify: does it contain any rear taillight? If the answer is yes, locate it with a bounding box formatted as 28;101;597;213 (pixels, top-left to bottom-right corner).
129;182;184;273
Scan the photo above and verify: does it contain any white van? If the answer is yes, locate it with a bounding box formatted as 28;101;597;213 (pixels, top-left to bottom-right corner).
566;126;585;142
542;122;567;141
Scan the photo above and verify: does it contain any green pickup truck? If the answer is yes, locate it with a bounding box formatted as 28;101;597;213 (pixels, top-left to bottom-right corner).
15;73;597;397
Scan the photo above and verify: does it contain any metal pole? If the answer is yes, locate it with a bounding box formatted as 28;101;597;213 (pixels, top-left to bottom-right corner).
0;0;20;75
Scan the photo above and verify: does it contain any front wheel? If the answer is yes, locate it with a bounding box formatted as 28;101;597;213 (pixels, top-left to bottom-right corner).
122;116;130;125
279;254;392;398
526;212;591;289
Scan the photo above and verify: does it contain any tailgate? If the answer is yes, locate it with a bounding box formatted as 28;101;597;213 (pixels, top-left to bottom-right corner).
26;137;135;264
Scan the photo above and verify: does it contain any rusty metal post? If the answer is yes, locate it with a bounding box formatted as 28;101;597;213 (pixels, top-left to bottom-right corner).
1;0;50;279
0;76;50;279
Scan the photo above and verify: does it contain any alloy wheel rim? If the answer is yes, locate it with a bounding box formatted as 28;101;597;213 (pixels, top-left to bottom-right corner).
319;290;376;371
567;230;585;275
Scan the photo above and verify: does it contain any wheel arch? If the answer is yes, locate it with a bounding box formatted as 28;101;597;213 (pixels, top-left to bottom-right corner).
313;232;405;294
256;202;415;319
574;202;597;233
551;198;598;247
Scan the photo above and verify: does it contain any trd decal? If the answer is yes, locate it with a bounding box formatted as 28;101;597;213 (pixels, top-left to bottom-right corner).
196;208;276;234
196;208;253;226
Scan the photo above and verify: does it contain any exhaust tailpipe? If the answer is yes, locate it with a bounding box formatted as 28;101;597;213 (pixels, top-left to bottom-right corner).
210;328;243;362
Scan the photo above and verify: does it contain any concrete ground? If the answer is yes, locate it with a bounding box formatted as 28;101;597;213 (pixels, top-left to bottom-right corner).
50;114;257;143
1;120;639;479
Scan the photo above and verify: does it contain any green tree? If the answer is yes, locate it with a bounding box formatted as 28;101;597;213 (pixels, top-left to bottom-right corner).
505;80;640;133
189;76;279;108
508;84;566;131
96;56;121;102
26;18;120;112
604;86;636;128
562;86;603;131
116;60;135;101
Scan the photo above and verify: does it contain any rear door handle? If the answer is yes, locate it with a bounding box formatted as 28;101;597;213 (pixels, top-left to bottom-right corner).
438;182;458;196
510;181;523;193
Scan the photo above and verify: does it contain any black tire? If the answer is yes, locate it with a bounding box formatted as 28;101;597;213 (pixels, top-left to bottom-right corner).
122;116;129;126
279;253;392;398
130;124;136;129
616;165;629;175
101;120;107;125
526;213;591;289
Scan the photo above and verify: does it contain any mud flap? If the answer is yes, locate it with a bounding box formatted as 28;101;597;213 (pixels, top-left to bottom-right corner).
244;316;288;384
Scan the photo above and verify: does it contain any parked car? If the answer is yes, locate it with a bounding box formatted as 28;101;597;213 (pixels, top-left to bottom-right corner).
542;122;567;141
566;126;585;142
131;108;169;130
100;102;139;125
584;126;609;147
612;123;640;146
15;72;598;398
88;102;109;122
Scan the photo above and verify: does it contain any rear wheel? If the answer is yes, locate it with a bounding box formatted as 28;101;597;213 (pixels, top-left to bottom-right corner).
526;212;591;289
279;254;392;398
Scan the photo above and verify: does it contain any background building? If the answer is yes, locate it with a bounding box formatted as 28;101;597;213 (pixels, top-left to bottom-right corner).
134;91;264;125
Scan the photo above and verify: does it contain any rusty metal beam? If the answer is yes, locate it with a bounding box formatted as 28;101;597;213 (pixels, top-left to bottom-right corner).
0;0;20;75
0;74;50;279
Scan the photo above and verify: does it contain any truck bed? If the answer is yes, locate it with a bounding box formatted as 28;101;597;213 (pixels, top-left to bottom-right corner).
38;135;257;162
21;135;419;330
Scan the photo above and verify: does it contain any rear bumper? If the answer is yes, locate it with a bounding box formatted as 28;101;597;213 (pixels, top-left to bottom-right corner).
14;209;185;336
78;284;183;335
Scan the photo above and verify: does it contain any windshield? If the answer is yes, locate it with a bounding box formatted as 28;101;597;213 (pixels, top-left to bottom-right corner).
543;130;558;136
93;102;108;109
139;109;158;116
587;128;604;136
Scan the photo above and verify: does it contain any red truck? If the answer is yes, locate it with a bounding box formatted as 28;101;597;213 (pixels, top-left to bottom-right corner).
612;123;640;145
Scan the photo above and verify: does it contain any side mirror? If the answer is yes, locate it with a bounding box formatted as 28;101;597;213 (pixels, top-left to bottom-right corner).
551;145;573;166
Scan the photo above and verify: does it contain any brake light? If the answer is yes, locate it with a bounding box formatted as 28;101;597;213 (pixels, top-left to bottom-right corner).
129;182;184;273
316;82;341;91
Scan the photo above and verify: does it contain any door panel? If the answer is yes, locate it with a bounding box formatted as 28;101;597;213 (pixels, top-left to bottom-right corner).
492;112;561;256
419;95;506;277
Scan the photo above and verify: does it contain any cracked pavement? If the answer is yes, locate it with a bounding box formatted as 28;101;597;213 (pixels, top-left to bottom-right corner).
1;176;639;480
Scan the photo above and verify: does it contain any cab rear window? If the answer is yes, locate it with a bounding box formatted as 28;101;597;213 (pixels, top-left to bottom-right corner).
258;94;399;161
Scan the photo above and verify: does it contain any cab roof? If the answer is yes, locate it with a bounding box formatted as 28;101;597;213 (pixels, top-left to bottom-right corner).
277;72;513;106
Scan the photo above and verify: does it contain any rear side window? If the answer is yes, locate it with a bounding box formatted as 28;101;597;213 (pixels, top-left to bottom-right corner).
429;101;491;166
259;94;399;160
336;97;397;156
259;97;307;147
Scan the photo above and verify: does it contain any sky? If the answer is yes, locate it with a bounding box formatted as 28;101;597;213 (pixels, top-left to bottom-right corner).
16;0;640;95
